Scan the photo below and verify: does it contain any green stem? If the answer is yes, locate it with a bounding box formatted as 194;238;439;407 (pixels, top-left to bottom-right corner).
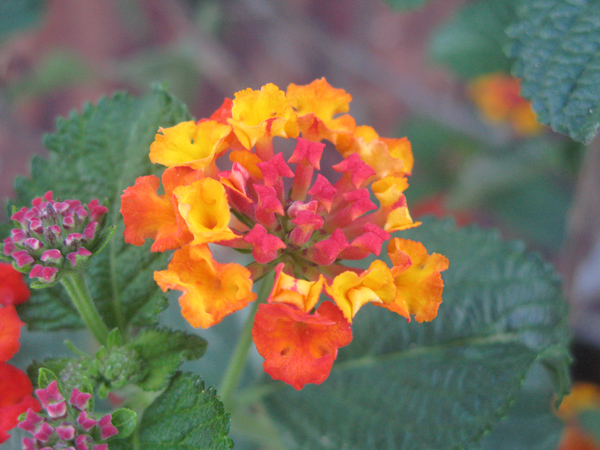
61;271;110;346
219;271;274;412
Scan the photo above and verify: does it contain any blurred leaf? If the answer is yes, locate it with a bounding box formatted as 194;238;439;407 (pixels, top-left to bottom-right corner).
579;409;600;443
261;219;570;450
14;88;191;330
506;0;600;143
131;328;208;391
0;0;45;41
137;372;233;450
429;0;520;79
381;0;432;11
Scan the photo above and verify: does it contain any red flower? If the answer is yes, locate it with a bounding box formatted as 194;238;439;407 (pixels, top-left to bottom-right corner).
0;306;23;362
0;263;30;307
0;363;40;443
252;301;352;390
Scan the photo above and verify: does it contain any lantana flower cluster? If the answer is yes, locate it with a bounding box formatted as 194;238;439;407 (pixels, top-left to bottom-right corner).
0;263;40;444
2;193;109;285
18;380;118;450
121;78;449;389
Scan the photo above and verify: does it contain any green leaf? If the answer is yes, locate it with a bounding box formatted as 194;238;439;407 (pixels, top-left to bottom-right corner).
0;0;45;41
137;372;233;450
37;368;58;389
262;219;570;450
109;408;138;440
429;0;520;79
381;0;432;11
131;327;208;391
506;0;600;143
14;87;191;330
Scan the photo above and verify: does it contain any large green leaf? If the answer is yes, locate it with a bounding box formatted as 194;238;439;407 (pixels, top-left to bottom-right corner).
136;372;233;450
506;0;600;143
14;88;191;330
261;219;570;450
429;0;520;79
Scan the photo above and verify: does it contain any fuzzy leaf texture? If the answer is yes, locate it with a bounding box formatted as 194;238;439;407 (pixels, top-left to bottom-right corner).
13;88;191;330
381;0;432;11
429;0;520;79
262;218;570;450
506;0;600;143
113;372;233;450
130;327;208;391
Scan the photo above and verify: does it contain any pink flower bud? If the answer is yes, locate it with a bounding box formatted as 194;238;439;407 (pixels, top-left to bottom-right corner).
56;423;77;440
98;414;118;440
66;248;92;267
24;238;43;251
11;228;27;244
70;388;92;410
12;250;34;268
77;411;97;431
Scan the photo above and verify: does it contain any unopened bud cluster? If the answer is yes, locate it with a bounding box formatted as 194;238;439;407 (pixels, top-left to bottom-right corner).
19;381;117;450
2;192;108;285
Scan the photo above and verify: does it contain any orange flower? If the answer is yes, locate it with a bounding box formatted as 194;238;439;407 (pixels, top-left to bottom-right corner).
121;167;203;252
379;238;449;322
252;301;352;390
149;120;232;171
267;263;325;312
325;260;396;323
468;73;543;136
154;244;256;328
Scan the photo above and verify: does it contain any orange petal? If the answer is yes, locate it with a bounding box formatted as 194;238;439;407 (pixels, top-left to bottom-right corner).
154;245;256;328
381;238;449;323
120;168;201;252
0;306;23;362
252;301;352;390
325;260;396;323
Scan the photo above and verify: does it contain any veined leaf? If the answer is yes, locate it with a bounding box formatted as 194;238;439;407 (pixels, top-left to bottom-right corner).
429;0;520;79
14;88;190;330
506;0;600;143
262;219;570;450
137;372;233;450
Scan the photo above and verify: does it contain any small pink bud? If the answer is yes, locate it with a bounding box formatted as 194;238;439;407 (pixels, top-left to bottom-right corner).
333;153;376;190
244;224;286;264
12;250;34;268
93;445;109;450
3;237;15;255
254;185;284;229
33;266;59;283
28;218;44;234
98;414;118;440
63;214;75;230
307;228;349;265
11;228;27;244
56;423;77;440
24;238;43;251
18;408;44;433
22;437;37;450
30;264;44;279
308;175;337;213
88;201;108;222
65;233;83;249
76;434;92;450
46;401;67;418
67;248;92;267
10;207;28;226
34;421;54;442
77;411;97;431
54;201;70;215
36;381;65;408
75;206;88;221
70;388;92;410
83;222;98;241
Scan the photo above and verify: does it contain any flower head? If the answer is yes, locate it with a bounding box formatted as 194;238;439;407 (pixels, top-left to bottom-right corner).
3;192;111;285
121;78;447;389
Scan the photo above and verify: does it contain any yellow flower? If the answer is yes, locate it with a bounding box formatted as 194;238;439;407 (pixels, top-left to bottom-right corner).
379;238;449;323
154;244;256;328
149;120;231;171
268;264;325;312
229;83;299;149
325;260;396;322
174;178;238;245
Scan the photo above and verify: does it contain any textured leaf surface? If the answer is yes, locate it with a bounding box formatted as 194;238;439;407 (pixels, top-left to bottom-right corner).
381;0;432;11
131;328;207;391
263;219;570;450
14;88;190;330
429;0;520;79
506;0;600;143
137;372;233;450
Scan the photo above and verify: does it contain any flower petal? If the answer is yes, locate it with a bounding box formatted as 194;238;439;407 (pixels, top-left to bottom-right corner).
252;301;352;390
0;263;30;307
268;263;325;312
380;238;449;322
0;362;40;443
154;245;256;328
0;306;23;362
